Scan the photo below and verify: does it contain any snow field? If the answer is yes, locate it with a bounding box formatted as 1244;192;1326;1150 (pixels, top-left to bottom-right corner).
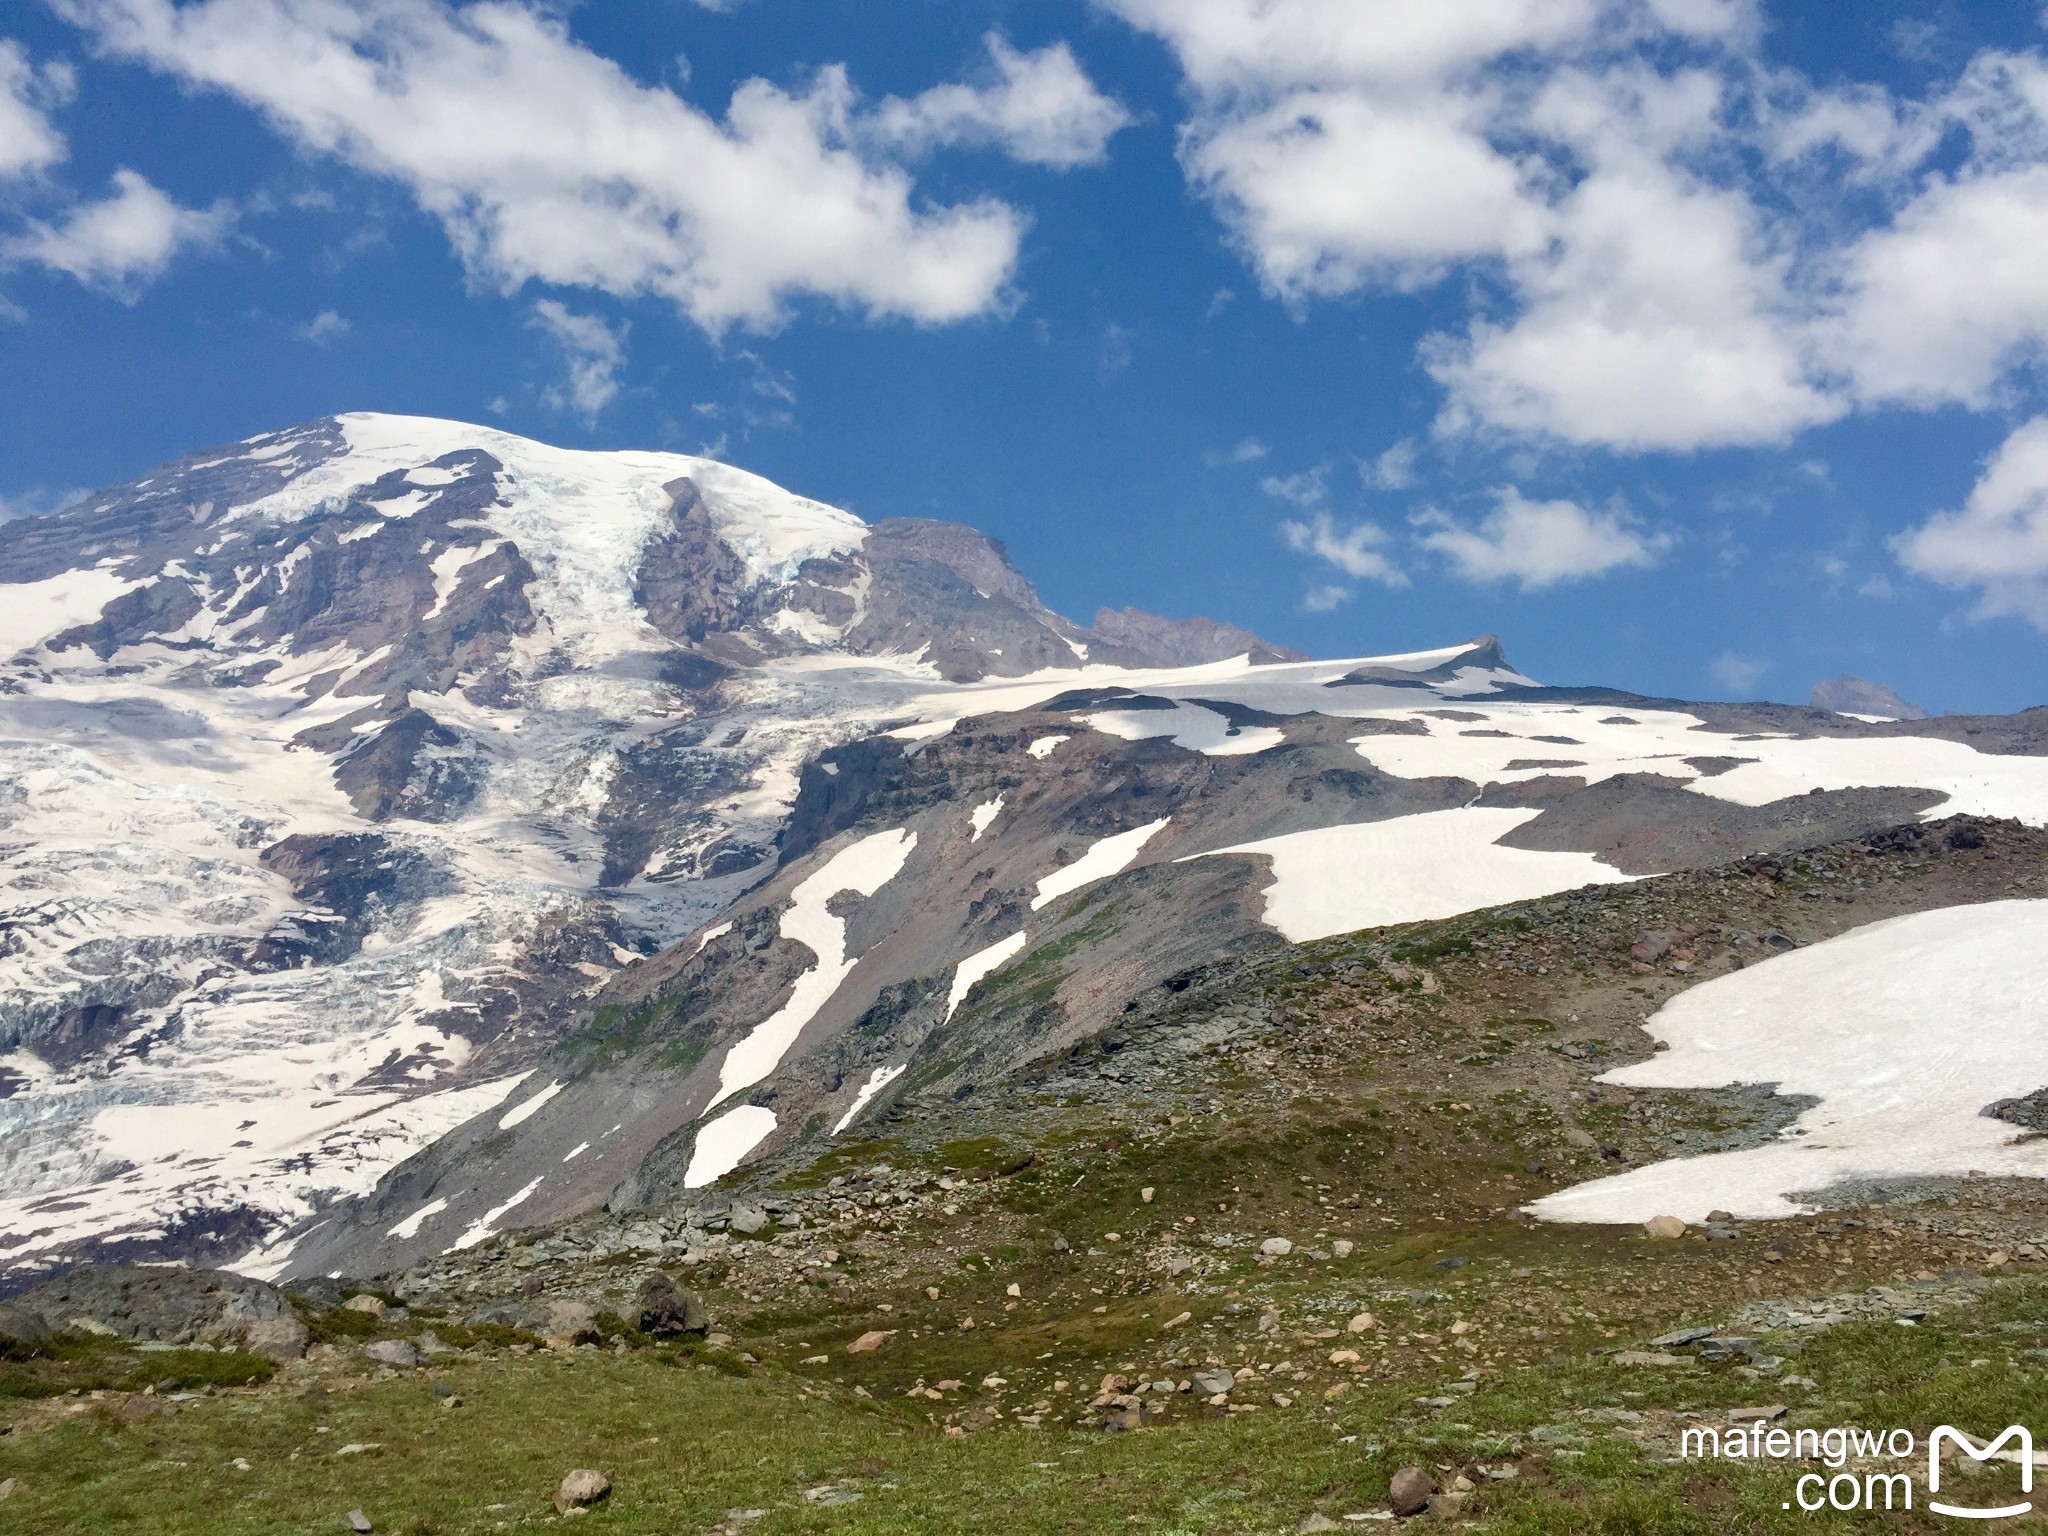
1530;900;2048;1224
0;568;144;657
1347;704;2048;826
1190;807;1636;942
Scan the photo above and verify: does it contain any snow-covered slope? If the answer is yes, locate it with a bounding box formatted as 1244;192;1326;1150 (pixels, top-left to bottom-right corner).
3;413;2046;1282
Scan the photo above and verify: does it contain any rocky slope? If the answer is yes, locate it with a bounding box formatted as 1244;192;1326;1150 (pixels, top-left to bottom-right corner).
3;413;2047;1288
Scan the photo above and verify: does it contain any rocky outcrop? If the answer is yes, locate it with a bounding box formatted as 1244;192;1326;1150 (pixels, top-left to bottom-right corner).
1;1265;303;1356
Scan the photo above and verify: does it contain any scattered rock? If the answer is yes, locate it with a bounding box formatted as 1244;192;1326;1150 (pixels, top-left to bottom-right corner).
1141;1187;1155;1203
1390;1467;1438;1517
635;1271;710;1337
1706;1210;1737;1225
343;1295;387;1317
847;1330;890;1354
1650;1327;1715;1348
1260;1237;1294;1257
553;1469;612;1514
1193;1370;1236;1396
1612;1351;1684;1366
1331;1239;1354;1258
242;1316;310;1361
1346;1312;1380;1333
1728;1404;1788;1423
347;1510;372;1533
362;1340;419;1369
1643;1215;1689;1240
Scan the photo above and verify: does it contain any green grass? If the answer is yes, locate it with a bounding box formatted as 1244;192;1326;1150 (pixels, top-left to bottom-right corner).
5;1283;2042;1533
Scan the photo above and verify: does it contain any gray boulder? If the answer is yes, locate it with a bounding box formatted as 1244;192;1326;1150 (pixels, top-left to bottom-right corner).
634;1271;709;1337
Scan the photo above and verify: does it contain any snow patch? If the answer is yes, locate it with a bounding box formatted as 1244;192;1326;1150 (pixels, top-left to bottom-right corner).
450;1175;545;1251
387;1197;447;1241
947;931;1028;1019
1085;702;1285;757
1530;900;2048;1225
498;1079;564;1130
710;827;918;1106
683;1104;777;1188
968;797;1003;840
1193;807;1636;942
1026;735;1070;759
833;1065;906;1135
1032;818;1171;911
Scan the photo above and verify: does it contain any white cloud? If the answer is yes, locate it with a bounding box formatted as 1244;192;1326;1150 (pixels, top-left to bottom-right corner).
875;34;1132;169
530;298;626;418
1103;0;2048;455
1827;164;2048;409
1180;85;1549;299
2;167;230;298
1708;650;1768;694
1894;416;2048;629
1361;437;1418;489
1301;582;1351;612
1280;511;1405;584
1261;466;1328;507
1414;487;1668;589
0;40;71;180
301;308;349;343
56;0;1050;333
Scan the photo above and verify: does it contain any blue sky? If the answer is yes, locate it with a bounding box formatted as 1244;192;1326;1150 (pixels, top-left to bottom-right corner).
4;1;2048;713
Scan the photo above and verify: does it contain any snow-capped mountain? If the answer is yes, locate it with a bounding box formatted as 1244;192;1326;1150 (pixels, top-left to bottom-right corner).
3;413;2045;1284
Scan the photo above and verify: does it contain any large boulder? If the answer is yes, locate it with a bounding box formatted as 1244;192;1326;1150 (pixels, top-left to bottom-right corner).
634;1271;709;1337
6;1265;297;1351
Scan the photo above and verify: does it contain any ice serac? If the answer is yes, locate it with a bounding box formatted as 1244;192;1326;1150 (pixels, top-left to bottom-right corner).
5;411;2048;1285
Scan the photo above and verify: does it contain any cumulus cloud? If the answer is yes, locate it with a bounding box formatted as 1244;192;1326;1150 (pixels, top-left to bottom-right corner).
0;39;71;180
1280;511;1406;584
53;0;1117;334
530;298;626;418
1414;487;1669;589
1103;0;2048;454
1894;417;2048;629
874;34;1132;169
2;168;231;298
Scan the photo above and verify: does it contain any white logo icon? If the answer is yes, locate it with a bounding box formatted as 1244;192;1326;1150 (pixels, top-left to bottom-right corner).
1929;1426;2034;1520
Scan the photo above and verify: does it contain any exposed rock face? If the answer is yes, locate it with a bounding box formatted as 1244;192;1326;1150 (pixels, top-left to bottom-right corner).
1811;676;1929;720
